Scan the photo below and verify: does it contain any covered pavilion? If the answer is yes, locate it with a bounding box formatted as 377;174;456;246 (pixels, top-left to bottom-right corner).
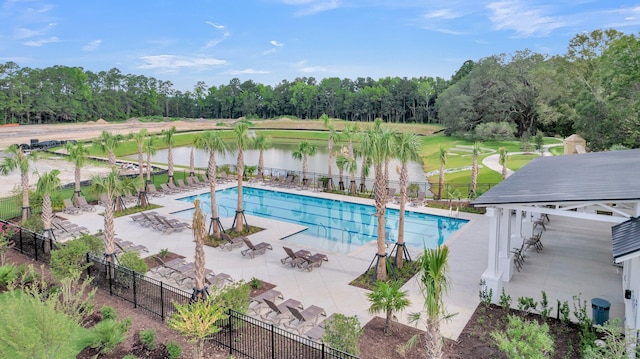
472;149;640;329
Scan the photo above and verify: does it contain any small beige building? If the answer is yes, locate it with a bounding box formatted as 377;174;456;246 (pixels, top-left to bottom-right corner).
564;134;587;155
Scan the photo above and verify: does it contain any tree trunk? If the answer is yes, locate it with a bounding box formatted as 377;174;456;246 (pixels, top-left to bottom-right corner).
137;146;144;179
396;165;408;268
374;164;387;281
20;171;29;223
302;154;308;182
74;166;81;204
327;138;333;191
167;146;174;181
235;149;244;232
193;200;207;298
258;150;264;177
471;157;478;196
108;150;116;168
208;153;220;238
425;318;444;359
438;163;445;200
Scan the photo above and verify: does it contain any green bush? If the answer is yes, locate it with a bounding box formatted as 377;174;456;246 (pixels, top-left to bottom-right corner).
499;288;512;310
20;214;44;233
583;318;629;359
166;339;183;359
90;317;132;354
118;251;149;274
122;355;138;359
139;328;157;350
474;122;517;141
491;315;555;358
100;305;118;321
0;264;18;286
215;280;251;314
50;239;91;279
321;313;362;356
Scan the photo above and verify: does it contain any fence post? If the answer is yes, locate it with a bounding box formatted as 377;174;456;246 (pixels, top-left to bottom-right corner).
108;261;113;296
18;228;24;253
33;232;38;261
132;268;137;308
160;281;165;321
322;343;325;359
271;323;276;359
228;309;233;355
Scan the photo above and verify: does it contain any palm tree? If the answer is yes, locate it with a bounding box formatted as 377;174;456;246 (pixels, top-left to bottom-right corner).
470;141;481;197
361;119;391;281
394;132;422;268
367;281;411;335
337;150;357;195
35;169;61;251
144;135;158;187
93;130;124;168
252;134;272;178
189;147;195;177
380;126;397;191
231;123;251;232
410;245;451;359
292;141;317;184
131;129;148;179
65;141;90;205
191;199;208;300
499;147;508;180
194;131;229;238
0;144;38;222
162;126;177;184
89;170;141;272
437;147;447;200
343;122;359;159
323;114;341;191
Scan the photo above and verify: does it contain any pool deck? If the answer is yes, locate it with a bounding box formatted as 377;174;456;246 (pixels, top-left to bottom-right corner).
62;182;622;340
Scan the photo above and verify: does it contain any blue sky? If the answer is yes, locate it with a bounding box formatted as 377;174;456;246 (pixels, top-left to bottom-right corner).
2;0;640;92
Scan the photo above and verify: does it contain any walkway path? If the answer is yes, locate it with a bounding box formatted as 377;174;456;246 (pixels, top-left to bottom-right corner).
481;143;563;178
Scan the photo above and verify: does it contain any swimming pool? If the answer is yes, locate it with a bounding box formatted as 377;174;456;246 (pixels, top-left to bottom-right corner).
176;187;468;253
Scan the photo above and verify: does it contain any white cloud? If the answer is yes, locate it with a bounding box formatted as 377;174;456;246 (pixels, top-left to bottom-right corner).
205;21;225;29
282;0;340;16
14;22;56;39
424;9;461;20
23;36;60;46
225;68;270;75
82;39;102;51
270;40;283;47
487;0;565;37
139;55;227;71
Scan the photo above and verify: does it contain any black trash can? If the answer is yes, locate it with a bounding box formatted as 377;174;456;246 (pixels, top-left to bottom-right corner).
591;298;611;325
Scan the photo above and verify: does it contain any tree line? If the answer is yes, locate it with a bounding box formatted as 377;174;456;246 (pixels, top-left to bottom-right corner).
1;28;638;150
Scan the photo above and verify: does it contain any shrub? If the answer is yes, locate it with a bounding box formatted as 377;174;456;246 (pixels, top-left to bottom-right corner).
499;288;512;310
215;280;251;314
91;317;132;354
101;305;118;321
478;279;492;305
474;122;516;141
321;314;362;356
118;251;149;274
123;355;138;359
491;315;555;358
20;215;44;233
539;291;552;321
558;300;571;325
139;328;157;350
159;248;169;258
166;340;183;359
583;318;629;359
0;264;18;286
573;293;596;354
249;277;261;289
50;238;92;279
517;296;537;314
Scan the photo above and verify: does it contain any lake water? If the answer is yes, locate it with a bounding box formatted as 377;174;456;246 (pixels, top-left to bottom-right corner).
145;143;426;183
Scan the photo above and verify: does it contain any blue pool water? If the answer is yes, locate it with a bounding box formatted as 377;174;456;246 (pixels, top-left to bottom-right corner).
176;187;468;253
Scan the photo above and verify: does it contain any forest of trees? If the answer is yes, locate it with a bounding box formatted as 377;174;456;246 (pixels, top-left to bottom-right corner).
0;29;638;150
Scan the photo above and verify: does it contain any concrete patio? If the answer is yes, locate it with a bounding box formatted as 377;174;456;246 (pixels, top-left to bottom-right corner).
61;183;622;340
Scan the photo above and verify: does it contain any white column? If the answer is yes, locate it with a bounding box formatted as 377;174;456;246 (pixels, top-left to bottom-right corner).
499;208;514;281
481;207;503;302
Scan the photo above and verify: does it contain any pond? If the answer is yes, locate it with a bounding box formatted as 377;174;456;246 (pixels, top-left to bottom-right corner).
143;143;426;183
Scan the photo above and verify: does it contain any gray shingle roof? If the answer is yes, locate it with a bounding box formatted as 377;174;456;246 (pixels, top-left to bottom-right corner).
612;217;640;261
472;149;640;206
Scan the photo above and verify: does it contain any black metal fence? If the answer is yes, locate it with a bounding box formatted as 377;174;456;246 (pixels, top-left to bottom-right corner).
86;253;192;321
213;310;358;359
3;220;360;358
2;219;54;263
